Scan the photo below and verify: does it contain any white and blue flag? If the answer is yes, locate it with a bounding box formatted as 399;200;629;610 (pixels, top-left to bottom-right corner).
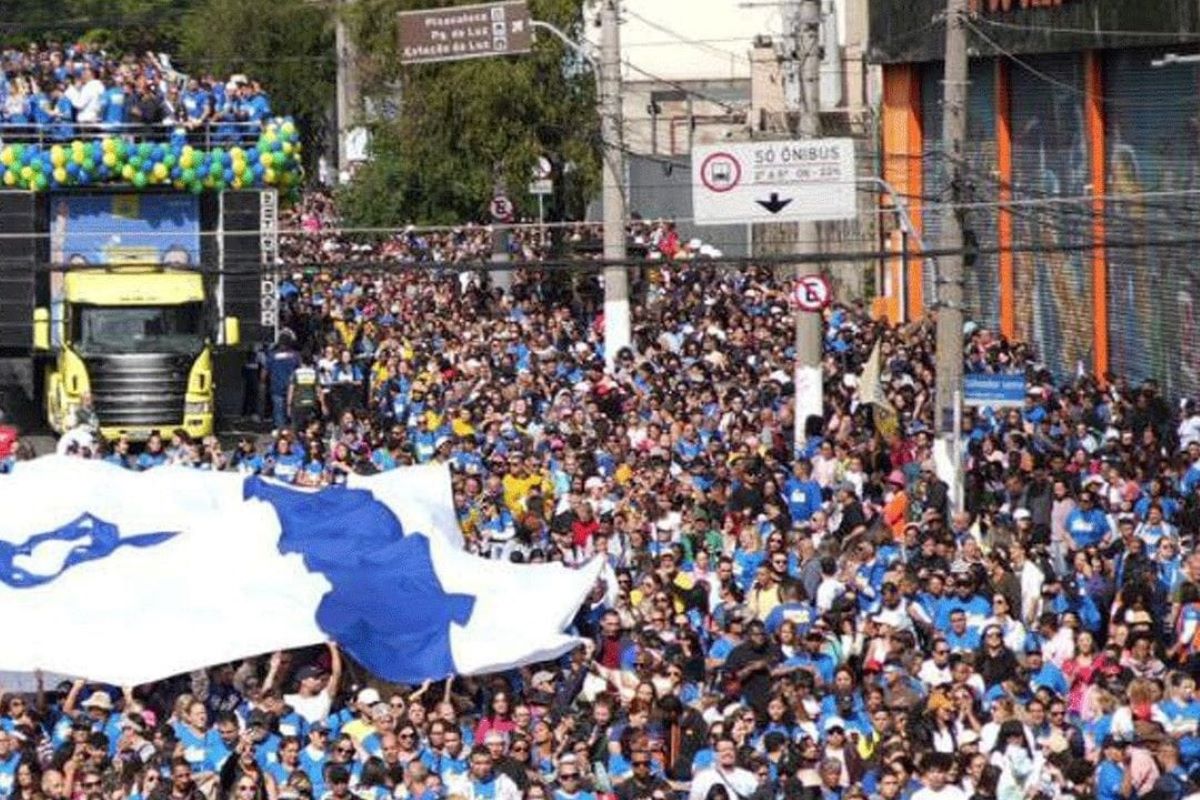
0;457;600;686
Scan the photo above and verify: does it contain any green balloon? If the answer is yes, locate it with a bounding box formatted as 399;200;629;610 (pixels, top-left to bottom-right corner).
33;174;48;191
189;181;204;195
129;156;143;170
137;142;152;158
133;172;147;188
181;168;195;183
163;154;177;168
272;152;286;168
208;162;222;177
82;159;95;173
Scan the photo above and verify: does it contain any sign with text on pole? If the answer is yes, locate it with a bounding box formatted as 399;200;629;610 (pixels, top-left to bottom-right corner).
691;139;857;226
963;373;1028;408
398;0;533;66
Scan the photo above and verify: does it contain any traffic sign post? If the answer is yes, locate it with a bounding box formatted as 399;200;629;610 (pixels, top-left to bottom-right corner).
691;139;857;226
398;0;533;65
489;194;515;223
792;274;832;312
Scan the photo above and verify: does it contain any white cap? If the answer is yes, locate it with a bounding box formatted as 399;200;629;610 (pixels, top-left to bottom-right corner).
357;687;381;705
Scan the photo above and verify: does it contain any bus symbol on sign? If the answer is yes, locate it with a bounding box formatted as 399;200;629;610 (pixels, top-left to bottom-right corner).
700;152;741;193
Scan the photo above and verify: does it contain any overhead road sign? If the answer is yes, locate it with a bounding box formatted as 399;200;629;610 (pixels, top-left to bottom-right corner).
692;139;857;226
398;0;533;65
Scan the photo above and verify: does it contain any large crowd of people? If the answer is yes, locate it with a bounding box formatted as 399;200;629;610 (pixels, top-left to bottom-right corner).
3;187;1200;800
0;42;270;131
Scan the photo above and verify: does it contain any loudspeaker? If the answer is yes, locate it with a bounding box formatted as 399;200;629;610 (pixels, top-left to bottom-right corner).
0;192;40;355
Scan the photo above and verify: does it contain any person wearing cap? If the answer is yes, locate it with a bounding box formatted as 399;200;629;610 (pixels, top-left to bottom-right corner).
1097;736;1135;800
276;645;342;726
62;680;123;758
337;688;382;746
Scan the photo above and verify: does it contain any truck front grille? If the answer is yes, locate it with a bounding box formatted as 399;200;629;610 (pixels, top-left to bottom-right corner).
83;353;193;429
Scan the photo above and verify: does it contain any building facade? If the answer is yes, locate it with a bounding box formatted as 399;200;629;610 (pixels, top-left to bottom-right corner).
872;0;1200;395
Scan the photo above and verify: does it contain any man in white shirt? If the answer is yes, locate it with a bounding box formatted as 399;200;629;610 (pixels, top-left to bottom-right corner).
280;643;343;725
68;66;105;123
688;738;759;800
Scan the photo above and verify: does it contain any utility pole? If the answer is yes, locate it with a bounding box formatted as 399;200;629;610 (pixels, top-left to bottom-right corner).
600;0;630;370
335;0;361;177
792;0;823;454
936;0;968;503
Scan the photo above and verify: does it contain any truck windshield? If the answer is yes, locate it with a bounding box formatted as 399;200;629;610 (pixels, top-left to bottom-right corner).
72;303;205;355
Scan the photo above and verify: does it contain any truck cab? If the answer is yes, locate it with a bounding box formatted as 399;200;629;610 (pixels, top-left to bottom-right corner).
32;269;238;441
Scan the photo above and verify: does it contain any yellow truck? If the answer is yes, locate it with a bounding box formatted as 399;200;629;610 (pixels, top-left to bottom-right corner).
32;269;239;441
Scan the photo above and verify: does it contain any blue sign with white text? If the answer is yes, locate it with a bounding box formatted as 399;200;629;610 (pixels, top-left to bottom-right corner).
963;374;1028;408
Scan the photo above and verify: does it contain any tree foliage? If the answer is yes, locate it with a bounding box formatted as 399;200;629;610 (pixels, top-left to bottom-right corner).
177;0;336;161
337;0;601;227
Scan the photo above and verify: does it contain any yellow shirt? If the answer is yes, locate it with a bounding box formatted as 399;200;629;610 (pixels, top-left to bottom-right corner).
502;473;544;515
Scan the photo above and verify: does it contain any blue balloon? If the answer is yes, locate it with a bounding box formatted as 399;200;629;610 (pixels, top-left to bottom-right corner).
151;144;165;161
247;147;260;162
170;166;182;180
223;168;234;183
66;163;80;178
270;139;283;152
252;163;264;179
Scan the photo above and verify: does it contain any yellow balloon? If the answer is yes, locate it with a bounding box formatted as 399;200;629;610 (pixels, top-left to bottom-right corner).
20;166;32;180
72;150;85;165
53;167;67;183
230;147;244;161
121;164;135;180
2;171;14;186
103;152;117;168
259;153;272;168
232;177;244;190
50;146;65;167
152;163;168;180
102;138;116;152
281;142;292;156
0;147;12;166
264;168;277;184
179;152;193;169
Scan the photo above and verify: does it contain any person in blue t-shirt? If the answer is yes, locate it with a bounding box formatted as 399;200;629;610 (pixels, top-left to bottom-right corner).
182;78;211;128
173;700;214;773
100;79;127;127
1064;491;1110;549
137;433;168;470
783;461;823;524
1095;737;1134;800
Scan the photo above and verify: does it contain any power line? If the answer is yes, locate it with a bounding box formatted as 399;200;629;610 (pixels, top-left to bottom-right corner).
621;9;751;63
964;18;1200;110
970;16;1200;42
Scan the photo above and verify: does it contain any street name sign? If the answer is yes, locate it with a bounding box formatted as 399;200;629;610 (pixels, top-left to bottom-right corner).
398;1;533;65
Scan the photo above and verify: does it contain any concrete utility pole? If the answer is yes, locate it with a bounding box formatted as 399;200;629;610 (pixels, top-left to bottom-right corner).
792;0;823;454
935;0;967;450
600;0;630;369
335;0;361;177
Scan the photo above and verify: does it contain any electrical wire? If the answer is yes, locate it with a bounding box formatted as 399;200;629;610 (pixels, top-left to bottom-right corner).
964;17;1200;110
970;15;1200;42
621;9;751;63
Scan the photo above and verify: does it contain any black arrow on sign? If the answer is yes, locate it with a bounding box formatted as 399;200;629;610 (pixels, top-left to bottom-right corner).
756;193;793;214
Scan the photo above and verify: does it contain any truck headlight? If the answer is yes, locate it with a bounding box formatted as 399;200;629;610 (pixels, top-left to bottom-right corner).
184;401;212;415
